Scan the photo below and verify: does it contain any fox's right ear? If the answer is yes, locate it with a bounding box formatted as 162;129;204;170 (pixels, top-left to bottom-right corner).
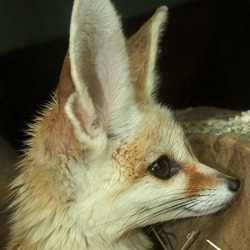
55;0;140;149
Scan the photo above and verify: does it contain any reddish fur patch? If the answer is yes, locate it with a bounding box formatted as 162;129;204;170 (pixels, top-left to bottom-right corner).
56;53;74;106
113;140;148;181
18;103;79;205
34;104;81;157
19;166;53;201
184;163;214;194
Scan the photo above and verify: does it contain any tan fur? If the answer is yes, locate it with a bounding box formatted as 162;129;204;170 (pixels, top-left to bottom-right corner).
127;7;167;101
6;1;239;249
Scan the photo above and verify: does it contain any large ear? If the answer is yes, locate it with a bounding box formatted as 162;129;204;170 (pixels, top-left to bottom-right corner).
126;7;168;102
57;0;140;147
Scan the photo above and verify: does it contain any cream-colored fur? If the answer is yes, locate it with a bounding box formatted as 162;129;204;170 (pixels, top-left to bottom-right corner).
6;0;239;249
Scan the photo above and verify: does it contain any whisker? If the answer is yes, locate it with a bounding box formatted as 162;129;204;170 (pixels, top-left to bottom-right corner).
91;188;217;236
91;189;203;228
143;222;163;236
119;195;201;233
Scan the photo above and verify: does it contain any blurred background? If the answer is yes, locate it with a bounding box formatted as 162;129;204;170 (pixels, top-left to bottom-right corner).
0;0;250;149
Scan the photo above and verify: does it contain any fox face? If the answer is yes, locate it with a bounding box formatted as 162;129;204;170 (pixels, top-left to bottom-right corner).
69;106;239;234
7;0;240;249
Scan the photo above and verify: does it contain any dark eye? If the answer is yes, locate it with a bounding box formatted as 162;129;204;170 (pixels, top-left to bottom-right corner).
148;155;180;180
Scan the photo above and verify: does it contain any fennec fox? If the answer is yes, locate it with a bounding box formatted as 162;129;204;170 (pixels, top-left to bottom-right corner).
7;0;240;249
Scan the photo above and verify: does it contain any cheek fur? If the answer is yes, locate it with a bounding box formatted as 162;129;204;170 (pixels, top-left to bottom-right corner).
112;142;148;182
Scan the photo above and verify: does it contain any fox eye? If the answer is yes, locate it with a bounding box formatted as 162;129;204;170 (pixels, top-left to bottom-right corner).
148;155;180;180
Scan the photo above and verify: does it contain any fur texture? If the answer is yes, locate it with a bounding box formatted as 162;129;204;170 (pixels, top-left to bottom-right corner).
7;0;240;249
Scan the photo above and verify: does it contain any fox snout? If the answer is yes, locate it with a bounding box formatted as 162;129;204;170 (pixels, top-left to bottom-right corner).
176;162;241;217
190;165;241;195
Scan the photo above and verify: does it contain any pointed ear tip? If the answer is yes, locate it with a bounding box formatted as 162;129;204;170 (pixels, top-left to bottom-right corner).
156;6;169;20
158;5;168;11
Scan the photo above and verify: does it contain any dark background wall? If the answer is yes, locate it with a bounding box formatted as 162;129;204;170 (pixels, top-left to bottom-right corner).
0;0;250;149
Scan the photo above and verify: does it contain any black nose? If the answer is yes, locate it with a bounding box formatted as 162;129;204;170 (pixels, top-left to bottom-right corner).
226;177;241;192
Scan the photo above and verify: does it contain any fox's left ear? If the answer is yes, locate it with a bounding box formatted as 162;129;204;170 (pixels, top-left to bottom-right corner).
56;0;140;149
127;7;168;102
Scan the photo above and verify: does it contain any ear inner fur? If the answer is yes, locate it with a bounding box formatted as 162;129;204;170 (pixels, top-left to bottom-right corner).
127;6;168;102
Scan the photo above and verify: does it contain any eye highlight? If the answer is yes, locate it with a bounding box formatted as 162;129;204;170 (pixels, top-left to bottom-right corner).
148;155;180;180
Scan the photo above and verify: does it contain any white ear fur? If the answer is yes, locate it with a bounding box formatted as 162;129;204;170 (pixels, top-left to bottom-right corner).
65;0;140;145
127;7;168;101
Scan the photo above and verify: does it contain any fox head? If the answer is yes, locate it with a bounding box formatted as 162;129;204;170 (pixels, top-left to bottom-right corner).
8;0;240;249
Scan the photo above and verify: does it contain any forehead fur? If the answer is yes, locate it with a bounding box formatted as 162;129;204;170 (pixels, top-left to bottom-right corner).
138;104;190;161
